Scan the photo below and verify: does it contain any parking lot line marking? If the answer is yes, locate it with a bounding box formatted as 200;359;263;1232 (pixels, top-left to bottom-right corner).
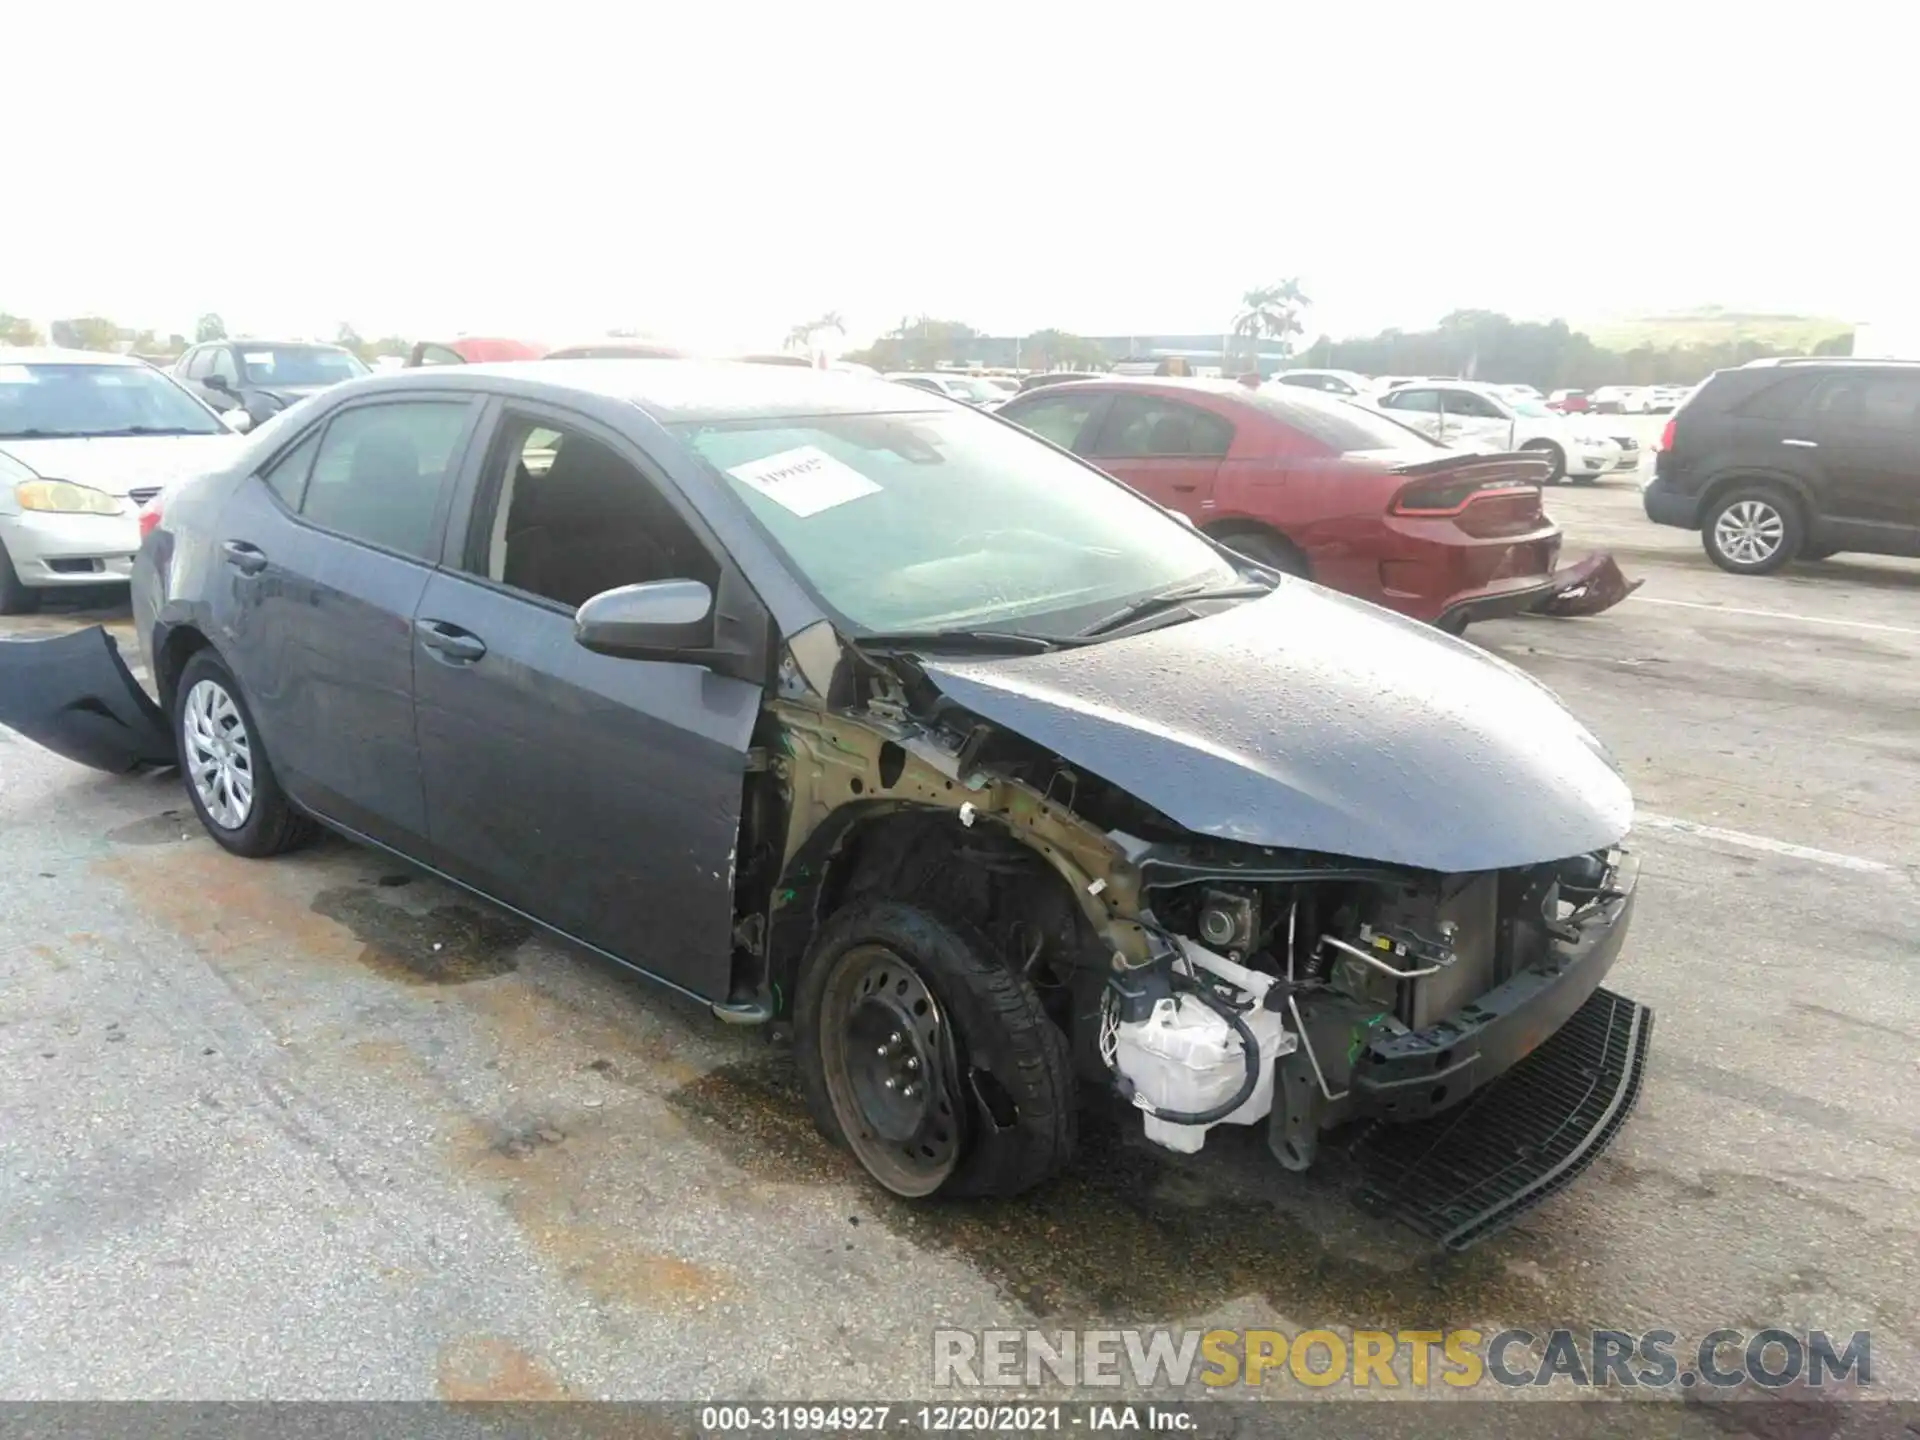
1635;811;1896;875
1626;594;1920;638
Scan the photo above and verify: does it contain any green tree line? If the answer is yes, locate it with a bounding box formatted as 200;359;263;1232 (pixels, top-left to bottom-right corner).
1291;309;1854;389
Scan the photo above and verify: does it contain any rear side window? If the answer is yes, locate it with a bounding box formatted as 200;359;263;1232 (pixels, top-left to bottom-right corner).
1810;372;1920;429
1091;396;1234;457
1244;386;1441;452
413;344;467;366
298;401;473;560
1733;374;1818;421
1004;392;1104;450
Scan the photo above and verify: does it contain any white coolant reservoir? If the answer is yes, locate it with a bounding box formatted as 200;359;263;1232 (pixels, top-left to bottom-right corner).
1111;941;1297;1154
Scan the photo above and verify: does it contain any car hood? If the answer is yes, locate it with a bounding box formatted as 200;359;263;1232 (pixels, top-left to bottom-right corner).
919;582;1633;873
0;433;242;497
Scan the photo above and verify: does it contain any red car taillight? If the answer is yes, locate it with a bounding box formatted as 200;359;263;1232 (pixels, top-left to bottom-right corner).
1392;478;1538;516
137;492;166;540
1658;416;1677;452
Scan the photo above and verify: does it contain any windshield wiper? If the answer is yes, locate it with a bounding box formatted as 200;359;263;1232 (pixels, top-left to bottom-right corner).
853;628;1070;656
1076;579;1276;639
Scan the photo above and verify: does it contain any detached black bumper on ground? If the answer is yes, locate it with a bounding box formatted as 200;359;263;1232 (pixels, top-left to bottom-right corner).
1357;985;1653;1248
0;626;172;772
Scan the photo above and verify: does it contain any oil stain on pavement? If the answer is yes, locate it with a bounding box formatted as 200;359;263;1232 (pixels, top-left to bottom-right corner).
308;885;529;985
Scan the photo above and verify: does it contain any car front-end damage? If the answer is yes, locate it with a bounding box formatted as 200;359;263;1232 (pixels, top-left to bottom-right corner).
746;584;1651;1242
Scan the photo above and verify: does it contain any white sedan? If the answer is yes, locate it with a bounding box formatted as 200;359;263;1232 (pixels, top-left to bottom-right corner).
0;348;246;612
1370;380;1624;484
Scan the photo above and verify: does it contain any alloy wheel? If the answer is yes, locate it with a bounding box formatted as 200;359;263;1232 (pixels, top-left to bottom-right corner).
183;678;255;830
1713;499;1785;567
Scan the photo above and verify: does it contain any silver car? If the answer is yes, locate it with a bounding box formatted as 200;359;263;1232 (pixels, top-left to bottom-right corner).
0;348;244;612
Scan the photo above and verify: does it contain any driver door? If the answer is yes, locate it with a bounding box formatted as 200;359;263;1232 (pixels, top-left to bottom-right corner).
411;399;765;1001
1081;393;1233;516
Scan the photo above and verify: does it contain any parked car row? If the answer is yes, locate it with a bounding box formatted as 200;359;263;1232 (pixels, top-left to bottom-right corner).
1369;381;1640;485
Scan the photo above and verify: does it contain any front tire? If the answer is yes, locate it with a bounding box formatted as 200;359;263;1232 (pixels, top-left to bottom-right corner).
1522;440;1567;484
795;899;1075;1199
174;650;316;857
1702;485;1802;575
0;541;40;615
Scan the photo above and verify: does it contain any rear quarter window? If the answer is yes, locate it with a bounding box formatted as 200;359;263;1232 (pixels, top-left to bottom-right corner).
1247;388;1441;452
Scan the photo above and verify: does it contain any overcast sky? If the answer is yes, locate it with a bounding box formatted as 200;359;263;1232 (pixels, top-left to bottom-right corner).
8;3;1909;351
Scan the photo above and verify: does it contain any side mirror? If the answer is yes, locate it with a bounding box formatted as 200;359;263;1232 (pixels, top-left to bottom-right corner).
204;374;232;393
221;409;253;433
1168;509;1198;530
574;579;715;660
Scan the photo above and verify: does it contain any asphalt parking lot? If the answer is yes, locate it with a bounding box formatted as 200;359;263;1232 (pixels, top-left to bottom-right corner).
2;455;1916;1412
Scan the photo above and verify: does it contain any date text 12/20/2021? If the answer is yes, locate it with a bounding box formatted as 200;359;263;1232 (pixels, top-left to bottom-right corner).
701;1406;1196;1432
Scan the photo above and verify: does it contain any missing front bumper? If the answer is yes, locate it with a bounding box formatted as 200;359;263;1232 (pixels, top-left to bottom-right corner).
1355;985;1653;1249
0;625;174;772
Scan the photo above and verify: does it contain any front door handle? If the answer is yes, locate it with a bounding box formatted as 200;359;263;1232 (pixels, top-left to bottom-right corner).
222;540;269;575
1171;483;1199;492
415;619;487;663
1782;437;1819;448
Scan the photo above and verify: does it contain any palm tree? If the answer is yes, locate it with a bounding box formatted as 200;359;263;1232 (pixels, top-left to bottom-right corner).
1231;281;1310;372
786;311;847;357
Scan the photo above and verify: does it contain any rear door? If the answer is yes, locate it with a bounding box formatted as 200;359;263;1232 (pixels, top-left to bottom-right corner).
1080;393;1234;514
215;395;480;849
409;399;765;1000
1791;371;1920;549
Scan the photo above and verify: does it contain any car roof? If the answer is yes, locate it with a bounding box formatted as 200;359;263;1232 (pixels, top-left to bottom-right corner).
361;357;950;423
1007;375;1261;401
0;347;146;367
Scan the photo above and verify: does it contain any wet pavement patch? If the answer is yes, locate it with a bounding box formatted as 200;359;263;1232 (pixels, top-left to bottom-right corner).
666;1057;1589;1328
308;886;531;984
105;810;196;846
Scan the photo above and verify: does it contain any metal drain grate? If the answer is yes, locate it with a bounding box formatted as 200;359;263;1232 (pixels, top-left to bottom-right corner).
1355;986;1653;1250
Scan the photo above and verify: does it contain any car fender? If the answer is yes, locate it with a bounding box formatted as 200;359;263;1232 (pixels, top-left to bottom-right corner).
1696;463;1819;520
0;625;175;772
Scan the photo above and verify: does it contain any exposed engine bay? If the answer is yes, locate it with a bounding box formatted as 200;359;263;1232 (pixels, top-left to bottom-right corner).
1099;844;1634;1169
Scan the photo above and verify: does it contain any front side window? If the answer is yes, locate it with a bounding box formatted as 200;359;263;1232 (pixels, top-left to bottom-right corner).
1002;392;1104;450
671;408;1237;636
237;345;368;387
208;348;241;385
0;362;224;439
467;415;717;611
1092;396;1234;457
298;401;472;560
1442;389;1507;420
414;344;467;367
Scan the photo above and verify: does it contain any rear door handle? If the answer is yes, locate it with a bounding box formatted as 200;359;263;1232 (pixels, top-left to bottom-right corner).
1781;437;1819;448
222;540;269;575
1171;483;1199;492
415;619;487;663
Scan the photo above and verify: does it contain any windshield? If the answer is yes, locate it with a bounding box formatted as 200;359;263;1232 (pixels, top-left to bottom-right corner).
237;346;368;387
944;376;1002;403
0;362;225;438
1240;386;1442;452
670;408;1239;637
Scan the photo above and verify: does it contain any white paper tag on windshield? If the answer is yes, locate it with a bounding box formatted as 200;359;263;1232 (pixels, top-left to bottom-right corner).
726;445;881;517
242;352;274;366
0;365;35;384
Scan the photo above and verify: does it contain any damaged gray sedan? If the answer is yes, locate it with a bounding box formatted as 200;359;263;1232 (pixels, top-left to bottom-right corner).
0;361;1651;1245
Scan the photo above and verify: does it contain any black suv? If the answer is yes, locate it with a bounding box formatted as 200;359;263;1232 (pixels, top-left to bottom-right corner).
1643;358;1920;574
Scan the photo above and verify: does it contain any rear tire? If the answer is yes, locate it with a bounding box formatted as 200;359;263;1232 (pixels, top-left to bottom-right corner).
795;899;1075;1199
0;541;41;615
1702;484;1803;575
174;650;317;857
1522;440;1567;484
1213;527;1307;577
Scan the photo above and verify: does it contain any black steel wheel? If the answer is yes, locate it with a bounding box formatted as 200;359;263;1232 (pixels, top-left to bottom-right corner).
795;899;1075;1199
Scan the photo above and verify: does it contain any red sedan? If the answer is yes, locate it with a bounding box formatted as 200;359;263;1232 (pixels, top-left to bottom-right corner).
995;378;1633;630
